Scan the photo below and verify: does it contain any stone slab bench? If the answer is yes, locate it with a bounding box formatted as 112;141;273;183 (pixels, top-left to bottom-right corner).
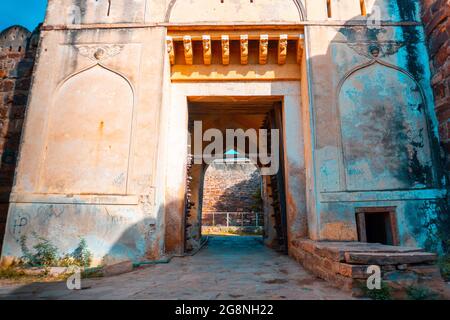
290;239;449;299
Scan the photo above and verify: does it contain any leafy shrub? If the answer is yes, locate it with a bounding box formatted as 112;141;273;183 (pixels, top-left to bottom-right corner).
72;239;92;267
438;254;450;281
406;286;439;300
0;267;26;279
81;267;104;279
20;234;59;267
59;239;92;267
20;235;92;268
361;282;392;300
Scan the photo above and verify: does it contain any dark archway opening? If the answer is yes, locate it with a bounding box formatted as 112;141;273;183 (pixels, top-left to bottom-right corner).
184;97;288;254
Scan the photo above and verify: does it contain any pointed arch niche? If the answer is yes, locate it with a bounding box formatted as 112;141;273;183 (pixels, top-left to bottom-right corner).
337;61;434;191
40;65;134;194
166;0;306;23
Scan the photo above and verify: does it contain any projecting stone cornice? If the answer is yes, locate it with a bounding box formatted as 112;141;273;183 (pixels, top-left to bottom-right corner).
39;20;422;31
165;28;304;81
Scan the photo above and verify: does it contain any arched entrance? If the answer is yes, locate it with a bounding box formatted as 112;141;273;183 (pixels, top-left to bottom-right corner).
162;7;308;255
184;97;288;254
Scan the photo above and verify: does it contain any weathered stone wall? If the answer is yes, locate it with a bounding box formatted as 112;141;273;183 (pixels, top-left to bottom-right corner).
0;26;39;248
421;0;450;172
1;22;169;265
302;0;448;252
202;160;261;214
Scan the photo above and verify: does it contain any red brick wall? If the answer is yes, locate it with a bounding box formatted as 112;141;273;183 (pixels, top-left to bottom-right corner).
421;0;450;172
202;159;261;214
0;25;40;247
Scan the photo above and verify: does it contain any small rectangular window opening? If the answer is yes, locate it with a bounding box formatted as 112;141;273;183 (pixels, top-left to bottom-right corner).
356;207;398;246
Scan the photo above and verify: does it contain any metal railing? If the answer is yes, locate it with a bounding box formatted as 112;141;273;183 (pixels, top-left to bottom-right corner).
202;211;263;228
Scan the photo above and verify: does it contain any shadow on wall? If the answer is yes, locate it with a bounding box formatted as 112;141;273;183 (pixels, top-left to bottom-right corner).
87;198;181;265
100;208;165;266
3;199;170;269
0;25;41;249
2;201;167;299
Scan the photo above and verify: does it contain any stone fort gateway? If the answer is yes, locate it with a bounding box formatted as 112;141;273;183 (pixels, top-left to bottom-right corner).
0;0;449;295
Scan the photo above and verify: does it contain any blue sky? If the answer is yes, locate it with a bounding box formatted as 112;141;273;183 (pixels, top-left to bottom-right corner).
1;0;48;32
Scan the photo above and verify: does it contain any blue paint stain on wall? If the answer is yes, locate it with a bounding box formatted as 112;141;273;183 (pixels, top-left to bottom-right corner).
339;63;433;190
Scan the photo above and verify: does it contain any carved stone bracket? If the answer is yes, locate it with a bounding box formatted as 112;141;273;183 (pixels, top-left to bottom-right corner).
202;35;211;65
259;34;269;65
183;35;193;65
221;35;230;65
240;35;248;65
278;34;288;65
166;36;175;65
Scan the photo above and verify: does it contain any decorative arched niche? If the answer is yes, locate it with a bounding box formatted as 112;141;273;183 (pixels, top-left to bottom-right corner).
337;62;434;191
41;65;134;194
166;0;305;23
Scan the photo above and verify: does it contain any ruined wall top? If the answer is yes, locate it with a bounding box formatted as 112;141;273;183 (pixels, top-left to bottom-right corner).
43;0;422;26
0;26;31;53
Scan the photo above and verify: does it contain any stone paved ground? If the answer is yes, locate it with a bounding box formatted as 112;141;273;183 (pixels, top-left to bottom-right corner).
0;236;354;300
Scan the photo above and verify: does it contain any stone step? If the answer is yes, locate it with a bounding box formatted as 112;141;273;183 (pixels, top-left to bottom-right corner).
290;239;448;299
292;239;425;262
344;252;437;265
